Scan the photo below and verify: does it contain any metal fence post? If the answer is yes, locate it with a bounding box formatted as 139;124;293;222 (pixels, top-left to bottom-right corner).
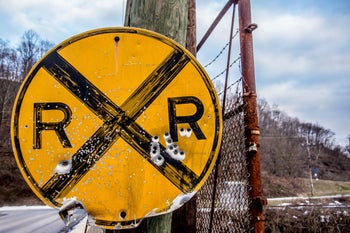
238;0;266;232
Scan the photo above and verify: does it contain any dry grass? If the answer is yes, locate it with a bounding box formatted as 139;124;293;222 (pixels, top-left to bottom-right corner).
262;172;350;198
265;206;350;233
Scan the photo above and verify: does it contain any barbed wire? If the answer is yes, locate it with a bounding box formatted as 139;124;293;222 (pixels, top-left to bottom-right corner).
211;56;241;82
204;29;239;68
217;77;242;96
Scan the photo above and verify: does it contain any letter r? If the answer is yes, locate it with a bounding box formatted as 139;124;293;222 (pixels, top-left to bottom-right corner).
33;102;72;149
168;96;206;142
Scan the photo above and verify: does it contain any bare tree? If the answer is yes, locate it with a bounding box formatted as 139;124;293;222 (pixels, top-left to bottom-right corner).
17;30;40;80
345;135;350;156
0;39;19;80
17;30;55;81
258;98;342;178
0;30;54;151
39;39;54;58
0;79;21;152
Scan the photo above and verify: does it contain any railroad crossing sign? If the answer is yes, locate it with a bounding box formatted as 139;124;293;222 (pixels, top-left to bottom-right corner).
11;27;222;229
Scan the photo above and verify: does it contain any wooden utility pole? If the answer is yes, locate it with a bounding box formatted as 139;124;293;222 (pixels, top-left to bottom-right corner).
125;0;189;46
170;1;197;233
121;1;194;232
238;0;266;232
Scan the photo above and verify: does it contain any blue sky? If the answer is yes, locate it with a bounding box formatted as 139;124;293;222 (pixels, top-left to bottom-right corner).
0;0;349;146
251;0;350;146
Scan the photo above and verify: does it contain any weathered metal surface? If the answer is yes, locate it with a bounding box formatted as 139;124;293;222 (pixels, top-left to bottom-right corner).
11;27;222;230
238;0;266;232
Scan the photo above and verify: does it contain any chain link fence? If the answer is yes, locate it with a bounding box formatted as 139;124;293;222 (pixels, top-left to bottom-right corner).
196;95;252;232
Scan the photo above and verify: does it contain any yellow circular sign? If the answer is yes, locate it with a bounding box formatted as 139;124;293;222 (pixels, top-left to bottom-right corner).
11;27;222;229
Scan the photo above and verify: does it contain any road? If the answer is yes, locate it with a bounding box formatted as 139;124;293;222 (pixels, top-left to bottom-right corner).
2;195;348;232
0;206;87;233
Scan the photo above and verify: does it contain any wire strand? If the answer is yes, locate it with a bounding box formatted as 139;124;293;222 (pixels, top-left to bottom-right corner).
204;29;239;68
211;56;241;81
218;77;242;96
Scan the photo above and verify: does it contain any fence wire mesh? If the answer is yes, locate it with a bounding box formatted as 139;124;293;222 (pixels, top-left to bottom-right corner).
196;95;252;233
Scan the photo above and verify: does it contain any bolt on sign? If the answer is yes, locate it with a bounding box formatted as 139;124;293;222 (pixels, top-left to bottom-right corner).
11;27;222;229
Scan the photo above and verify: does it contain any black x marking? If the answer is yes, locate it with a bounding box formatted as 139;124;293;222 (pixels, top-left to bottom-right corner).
39;47;201;203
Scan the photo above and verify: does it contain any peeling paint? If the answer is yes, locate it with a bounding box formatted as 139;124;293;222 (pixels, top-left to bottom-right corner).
168;192;196;213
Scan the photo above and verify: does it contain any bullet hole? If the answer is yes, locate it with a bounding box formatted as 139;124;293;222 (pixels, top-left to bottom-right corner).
54;159;72;174
120;210;127;219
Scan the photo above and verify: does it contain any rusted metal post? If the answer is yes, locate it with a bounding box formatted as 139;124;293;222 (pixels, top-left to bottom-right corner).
208;3;237;233
237;0;266;232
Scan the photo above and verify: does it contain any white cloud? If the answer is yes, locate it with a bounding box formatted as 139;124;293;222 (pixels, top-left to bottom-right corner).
248;6;350;144
261;81;332;114
196;1;227;39
253;9;350;79
254;11;329;44
0;0;125;45
260;78;350;145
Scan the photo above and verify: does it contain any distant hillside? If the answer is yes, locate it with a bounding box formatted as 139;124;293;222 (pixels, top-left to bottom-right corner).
0;79;21;154
258;98;350;197
0;79;42;206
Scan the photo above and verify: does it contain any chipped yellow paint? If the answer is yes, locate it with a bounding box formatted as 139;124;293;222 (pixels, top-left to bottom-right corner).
11;27;222;229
